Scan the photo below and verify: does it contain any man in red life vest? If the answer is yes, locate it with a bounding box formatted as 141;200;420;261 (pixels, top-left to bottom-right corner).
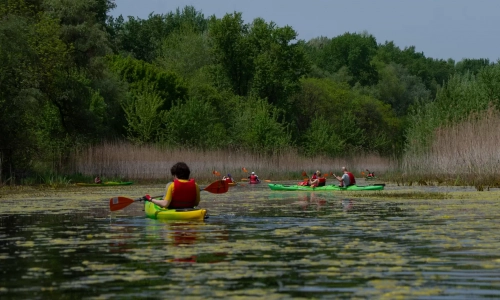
334;167;356;187
248;172;260;184
147;162;200;209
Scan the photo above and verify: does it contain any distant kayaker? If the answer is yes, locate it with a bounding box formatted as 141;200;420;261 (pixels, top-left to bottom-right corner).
94;176;102;184
334;167;356;187
248;172;260;184
222;173;234;183
310;170;321;187
147;162;200;209
366;169;375;178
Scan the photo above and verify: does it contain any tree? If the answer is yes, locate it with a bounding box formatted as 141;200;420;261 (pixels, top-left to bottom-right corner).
122;91;166;144
309;32;379;86
108;55;187;111
107;6;207;62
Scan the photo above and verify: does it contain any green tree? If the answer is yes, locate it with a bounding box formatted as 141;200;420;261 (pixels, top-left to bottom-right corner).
231;98;291;154
108;55;187;111
455;58;493;76
302;117;344;156
122;91;166;144
107;6;207;62
307;32;379;86
163;97;227;149
155;24;212;80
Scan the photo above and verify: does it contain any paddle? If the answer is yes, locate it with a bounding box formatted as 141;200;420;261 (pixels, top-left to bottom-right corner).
109;180;229;212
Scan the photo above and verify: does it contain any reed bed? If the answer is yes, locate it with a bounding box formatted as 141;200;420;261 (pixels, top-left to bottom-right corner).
402;108;500;188
68;142;394;183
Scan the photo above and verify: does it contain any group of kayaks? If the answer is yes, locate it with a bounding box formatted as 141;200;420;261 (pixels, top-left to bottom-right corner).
267;183;385;191
135;180;385;221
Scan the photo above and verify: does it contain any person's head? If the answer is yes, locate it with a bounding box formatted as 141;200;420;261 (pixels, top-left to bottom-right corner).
228;173;231;177
342;167;348;173
251;172;255;175
170;162;191;180
316;170;321;176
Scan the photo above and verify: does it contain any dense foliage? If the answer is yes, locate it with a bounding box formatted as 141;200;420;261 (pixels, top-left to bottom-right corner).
0;1;497;181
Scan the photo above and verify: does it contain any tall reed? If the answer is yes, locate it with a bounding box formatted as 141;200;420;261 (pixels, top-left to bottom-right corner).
403;107;500;187
67;142;394;182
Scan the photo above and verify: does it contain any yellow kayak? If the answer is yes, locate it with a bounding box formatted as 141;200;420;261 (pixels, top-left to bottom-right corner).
144;201;207;220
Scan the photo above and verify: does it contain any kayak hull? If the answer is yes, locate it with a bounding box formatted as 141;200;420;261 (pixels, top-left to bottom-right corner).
76;181;133;186
145;201;207;220
268;184;384;191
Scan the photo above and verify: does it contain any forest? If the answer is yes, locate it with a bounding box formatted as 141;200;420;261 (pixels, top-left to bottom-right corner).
1;0;499;186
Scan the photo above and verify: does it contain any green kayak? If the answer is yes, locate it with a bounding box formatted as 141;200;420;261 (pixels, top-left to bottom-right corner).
268;183;384;191
76;181;133;187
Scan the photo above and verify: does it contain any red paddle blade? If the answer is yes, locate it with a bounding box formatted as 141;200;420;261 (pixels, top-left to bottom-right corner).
203;180;229;194
301;171;307;177
109;196;135;211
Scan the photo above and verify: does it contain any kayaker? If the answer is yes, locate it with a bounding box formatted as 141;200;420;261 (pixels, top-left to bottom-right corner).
366;169;375;178
334;167;356;187
310;170;321;187
248;172;260;184
222;173;234;183
147;162;200;209
94;176;102;184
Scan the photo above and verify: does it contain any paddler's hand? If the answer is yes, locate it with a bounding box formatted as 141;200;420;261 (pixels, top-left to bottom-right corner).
142;195;152;202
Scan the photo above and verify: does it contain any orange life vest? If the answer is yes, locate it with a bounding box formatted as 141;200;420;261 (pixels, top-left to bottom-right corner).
170;179;197;208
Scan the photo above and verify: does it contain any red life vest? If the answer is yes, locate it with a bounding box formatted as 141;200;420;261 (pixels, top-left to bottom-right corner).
318;178;326;187
170;179;197;208
347;172;356;185
250;174;259;184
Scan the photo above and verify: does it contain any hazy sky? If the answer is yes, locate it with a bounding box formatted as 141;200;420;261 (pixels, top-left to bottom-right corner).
111;0;500;62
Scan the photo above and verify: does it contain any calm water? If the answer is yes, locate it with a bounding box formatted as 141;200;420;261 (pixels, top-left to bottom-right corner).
1;183;500;299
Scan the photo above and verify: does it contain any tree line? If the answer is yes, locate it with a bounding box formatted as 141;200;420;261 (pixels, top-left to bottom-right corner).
0;0;497;181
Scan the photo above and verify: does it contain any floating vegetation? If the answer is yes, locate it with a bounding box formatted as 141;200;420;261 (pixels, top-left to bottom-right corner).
1;185;500;298
347;191;450;199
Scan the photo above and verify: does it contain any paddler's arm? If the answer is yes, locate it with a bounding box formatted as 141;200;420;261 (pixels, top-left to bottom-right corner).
194;184;201;207
150;182;173;208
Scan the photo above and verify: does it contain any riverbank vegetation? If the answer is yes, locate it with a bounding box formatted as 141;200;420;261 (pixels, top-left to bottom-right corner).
1;1;499;189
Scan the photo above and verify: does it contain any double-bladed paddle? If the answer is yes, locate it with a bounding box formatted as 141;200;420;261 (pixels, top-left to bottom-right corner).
109;180;229;211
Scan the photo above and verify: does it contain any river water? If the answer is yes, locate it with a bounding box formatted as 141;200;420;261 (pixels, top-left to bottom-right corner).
1;182;500;299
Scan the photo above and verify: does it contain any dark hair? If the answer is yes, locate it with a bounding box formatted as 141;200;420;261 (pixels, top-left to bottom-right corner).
170;162;191;179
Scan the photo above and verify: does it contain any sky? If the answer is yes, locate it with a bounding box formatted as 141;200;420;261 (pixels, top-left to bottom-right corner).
111;0;500;62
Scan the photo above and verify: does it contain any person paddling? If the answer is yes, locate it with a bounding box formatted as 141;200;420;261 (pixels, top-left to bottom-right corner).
334;167;356;187
248;172;260;184
222;173;234;183
146;162;200;209
310;170;321;187
94;176;102;184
